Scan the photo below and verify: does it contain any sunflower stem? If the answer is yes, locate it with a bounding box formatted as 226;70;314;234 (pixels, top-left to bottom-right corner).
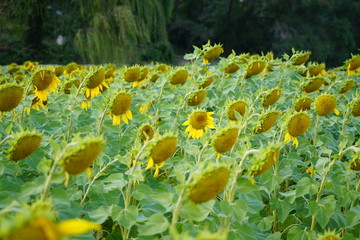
96;102;110;136
340;108;350;137
157;79;167;102
41;153;63;201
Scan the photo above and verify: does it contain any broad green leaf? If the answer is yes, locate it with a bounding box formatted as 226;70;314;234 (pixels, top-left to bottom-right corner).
137;213;169;236
179;200;215;222
308;196;336;228
111;205;138;229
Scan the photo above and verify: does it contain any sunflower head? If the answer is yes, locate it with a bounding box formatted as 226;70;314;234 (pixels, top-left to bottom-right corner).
64;62;80;75
61;135;104;175
169;68;189;85
290;50;311;65
227;100;247;121
224;62;240;74
123;66;141;83
245;59;267;78
150;73;160;83
349;152;360;171
351;98;360;117
303;77;324;93
149;134;177;164
183;110;216;138
212;127;239;154
339;79;355;94
202;43;224;64
139;124;155;142
316;229;342;240
32;69;59;91
86;67;105;89
199;75;214;88
254;110;281;134
188;165;230;204
262;88;282;107
54;66;64;77
346;54;360;76
0;84;23;112
247;144;281;176
154;64;169;73
305;62;326;77
294;97;312;112
287;112;311;137
187;90;207;106
111;92;132;115
315;94;338;116
6;130;42;162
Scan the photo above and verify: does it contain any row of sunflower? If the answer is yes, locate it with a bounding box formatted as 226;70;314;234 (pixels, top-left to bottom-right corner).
0;42;359;239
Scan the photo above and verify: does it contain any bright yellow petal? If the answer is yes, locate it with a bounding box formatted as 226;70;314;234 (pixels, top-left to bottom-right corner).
126;110;133;120
158;161;165;169
57;219;101;236
216;153;221;161
185;125;191;133
183;120;190;126
102;81;109;89
121;113;129;124
334;108;340;115
113;114;120;125
202;58;209;65
64;172;70;188
154;164;160;177
86;168;92;179
284;132;291;143
86;88;91;98
146;157;154;170
292;137;299;148
24;107;31;114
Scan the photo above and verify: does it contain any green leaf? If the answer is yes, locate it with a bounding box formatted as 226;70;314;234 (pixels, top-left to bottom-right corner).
137;213;169;236
101;173;127;191
296;177;312;197
308;196;336;228
111;205;138;229
345;206;360;228
87;206;110;224
179;200;215;222
287;226;313;240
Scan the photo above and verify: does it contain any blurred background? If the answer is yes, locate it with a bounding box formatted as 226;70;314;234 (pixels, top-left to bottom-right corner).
0;0;359;67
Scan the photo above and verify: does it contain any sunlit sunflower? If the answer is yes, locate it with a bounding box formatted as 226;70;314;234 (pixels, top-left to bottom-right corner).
284;112;311;148
183;110;216;139
224;62;240;75
154;64;169;73
303;77;324;93
351;99;360;117
304;62;326;77
32;69;60;102
139;124;155;142
316;229;342;240
110;92;132;125
64;62;80;76
247;144;281;176
254;110;281;134
339;79;355;94
245;59;267;78
262;88;282;107
0;84;23;116
132;66;149;88
188;165;230;203
54;65;64;77
290;50;311;65
315;94;339;116
187;90;207;106
294;97;312;112
169;68;188;87
61;135;104;186
346;54;360;76
85;68;108;99
199;75;214;88
6;130;42;162
212;127;239;160
227;100;247;121
202;43;224;65
146;135;177;177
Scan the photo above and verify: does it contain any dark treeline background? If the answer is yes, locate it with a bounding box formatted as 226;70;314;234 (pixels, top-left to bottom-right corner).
1;0;359;67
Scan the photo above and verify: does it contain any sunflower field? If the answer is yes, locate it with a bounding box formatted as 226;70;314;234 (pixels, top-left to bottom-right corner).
0;42;360;240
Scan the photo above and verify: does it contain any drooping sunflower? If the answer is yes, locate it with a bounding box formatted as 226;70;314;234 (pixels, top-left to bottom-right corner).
316;229;342;240
154;63;169;73
64;62;80;76
245;59;267;79
314;94;339;116
339;79;355;94
188;165;230;204
146;135;177;177
202;43;224;65
187;90;207;106
123;66;141;83
349;152;360;171
227;100;247;121
224;62;240;75
110;92;133;125
212;127;239;159
132;66;149;88
85;68;108;99
304;62;326;77
262;88;282;107
351;98;360;117
294;97;312;112
199;75;214;89
6;130;42;162
32;69;60;102
247;144;281;176
183;110;216;139
254;110;281;134
284;112;311;148
54;65;64;77
303;77;324;93
139;124;155;142
0;84;23;114
169;68;189;87
346;54;360;76
290;50;311;65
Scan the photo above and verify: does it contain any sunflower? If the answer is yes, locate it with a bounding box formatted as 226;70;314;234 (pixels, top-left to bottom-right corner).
227;100;247;121
85;68;108;99
6;130;42;162
262;88;282;107
284;112;311;148
305;62;326;77
154;64;169;73
139;124;155;142
202;43;224;65
132;67;149;88
316;229;342;240
346;54;360;76
187;90;207;106
150;73;160;83
32;69;60;102
294;97;312;112
339;79;355;94
303;77;324;93
254;110;281;134
245;60;267;79
349;152;360;171
315;94;339;116
183;110;216;139
290;50;311;65
54;66;64;77
146;135;177;177
110;92;132;125
224;62;240;75
188;165;230;203
351;99;360;117
212;127;239;159
0;84;23;114
169;68;188;87
247;144;281;176
199;75;214;88
64;62;80;75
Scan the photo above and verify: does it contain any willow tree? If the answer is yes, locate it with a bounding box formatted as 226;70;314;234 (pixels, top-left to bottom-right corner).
74;0;174;64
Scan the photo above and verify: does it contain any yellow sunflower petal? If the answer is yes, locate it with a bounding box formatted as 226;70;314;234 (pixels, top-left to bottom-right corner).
113;114;120;125
158;161;165;169
292;137;299;148
154;164;160;177
121;113;129;124
284;132;291;143
146;157;154;170
126;110;133;120
334;108;340;115
86;88;91;98
57;219;101;236
86;168;92;179
64;172;70;188
183;120;190;126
